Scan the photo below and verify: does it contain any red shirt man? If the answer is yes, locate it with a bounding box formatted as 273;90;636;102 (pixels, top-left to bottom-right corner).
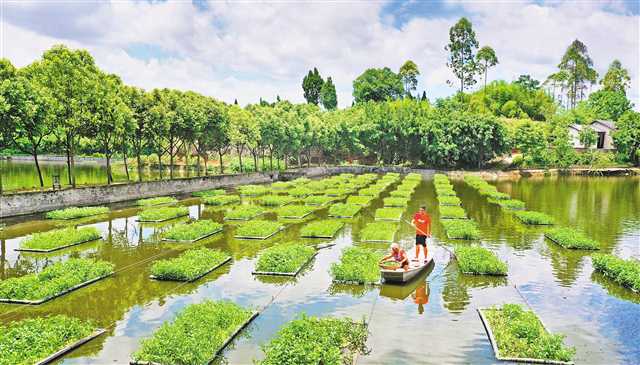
412;206;431;260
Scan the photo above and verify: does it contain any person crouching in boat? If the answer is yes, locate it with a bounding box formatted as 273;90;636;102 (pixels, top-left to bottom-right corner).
379;243;409;271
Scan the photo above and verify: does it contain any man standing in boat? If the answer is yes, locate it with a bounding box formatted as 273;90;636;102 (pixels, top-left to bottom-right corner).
412;205;431;261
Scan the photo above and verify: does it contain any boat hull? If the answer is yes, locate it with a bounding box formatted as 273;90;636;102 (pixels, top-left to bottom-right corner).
380;255;434;284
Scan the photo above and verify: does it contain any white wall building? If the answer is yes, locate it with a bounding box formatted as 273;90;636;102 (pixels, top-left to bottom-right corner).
568;120;616;151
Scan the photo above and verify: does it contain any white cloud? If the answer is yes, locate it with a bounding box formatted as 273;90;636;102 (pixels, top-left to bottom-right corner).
1;0;638;108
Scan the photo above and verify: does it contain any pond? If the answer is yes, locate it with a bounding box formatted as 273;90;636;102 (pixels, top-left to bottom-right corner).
0;175;638;364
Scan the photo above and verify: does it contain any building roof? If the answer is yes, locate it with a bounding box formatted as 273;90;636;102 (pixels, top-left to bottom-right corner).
568;124;582;131
592;120;615;130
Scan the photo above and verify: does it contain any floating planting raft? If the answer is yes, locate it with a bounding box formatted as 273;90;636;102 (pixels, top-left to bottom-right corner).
383;197;409;207
0;258;114;304
545;227;600;250
303;195;335;206
439;206;468;219
346;195;374;206
331;246;383;285
224;205;265;221
202;194;240;206
441;219;480;240
359;221;398;243
237;184;269;196
327;203;362;218
514;211;555;225
258;194;296;207
253;244;317;277
161;220;223;243
438;195;461;206
592;254;640;293
45;206;110;220
374;207;404;222
455;245;507;276
16;226;102;253
300;220;345;238
137;206;189;223
274;205;315;220
136;196;177;207
192;188;225;197
150;248;231;282
235;220;285;240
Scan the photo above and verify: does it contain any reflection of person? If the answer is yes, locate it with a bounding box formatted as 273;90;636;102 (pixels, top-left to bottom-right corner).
412;282;430;314
379;243;409;271
412;206;431;261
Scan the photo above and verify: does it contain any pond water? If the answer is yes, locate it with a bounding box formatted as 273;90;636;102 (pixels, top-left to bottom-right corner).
0;175;638;364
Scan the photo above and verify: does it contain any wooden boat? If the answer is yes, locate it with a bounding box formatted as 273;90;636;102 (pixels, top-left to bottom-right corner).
380;253;434;284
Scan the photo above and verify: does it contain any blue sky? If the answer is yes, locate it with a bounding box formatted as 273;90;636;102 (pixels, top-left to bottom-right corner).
2;0;639;108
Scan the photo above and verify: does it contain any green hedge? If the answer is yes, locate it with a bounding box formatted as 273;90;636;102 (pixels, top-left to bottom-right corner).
150;248;229;281
255;244;316;274
45;206;109;220
545;227;599;250
20;226;101;251
331;247;383;284
456;246;507;275
592;254;640;292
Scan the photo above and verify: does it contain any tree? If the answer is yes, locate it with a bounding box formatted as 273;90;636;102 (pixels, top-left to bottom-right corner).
399;60;420;97
557;39;598;109
352;67;404;103
513;122;548;166
302;67;324;105
122;86;151;182
0;59;16;82
319;76;337;110
613;111;640;165
445;17;479;94
514;75;540;91
600;60;631;95
228;105;259;172
583;90;632;121
476;46;498;91
421;91;427;101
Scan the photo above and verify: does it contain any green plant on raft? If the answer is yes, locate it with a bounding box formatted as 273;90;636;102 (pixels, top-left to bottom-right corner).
258;195;296;207
545;227;599;250
383;197;408;207
271;181;292;190
192;189;225;197
0;315;96;365
235;220;284;238
439;206;467;219
346;195;373;206
237;184;269;196
150;248;229;281
360;222;398;242
303;195;334;206
331;247;383;284
306;180;327;192
20;226;101;251
438;195;461;206
162;220;223;241
291;177;311;185
325;187;351;197
138;206;189;222
133;301;253;365
45;206;110;220
592;254;640;292
389;189;412;198
300;220;345;238
494;199;526;210
435;188;457;197
441;219;480;240
288;187;314;198
405;173;422;181
225;205;265;220
202;195;240;206
136;196;177;207
255;244;316;273
358;188;381;197
455;246;507;275
482;304;575;362
485;191;510;200
274;205;315;219
374;207;404;221
328;203;361;218
514;211;554;225
259;315;368;365
0;258;114;301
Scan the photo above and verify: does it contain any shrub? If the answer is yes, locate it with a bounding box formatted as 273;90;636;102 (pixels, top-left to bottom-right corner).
235;220;284;239
441;220;480;240
439;206;467;219
45;206;109;220
255;244;316;274
0;315;96;365
133;301;253;365
162;220;223;241
202;195;240;206
260;315;368;365
192;189;225;197
274;205;315;219
389;189;412;198
303;195;334;206
259;195;296;207
592;254;640;292
150;248;229;281
545;227;599;250
493;199;526;210
20;226;101;251
328;203;362;218
360;222;398;242
383;197;408;207
482;304;575;362
300;220;345;238
331;247;383;284
456;246;507;275
514;211;554;225
237;184;269;196
136;196;177;207
438;196;461;206
0;258;114;301
225;205;265;220
138;206;189;222
374;207;404;221
346;195;374;206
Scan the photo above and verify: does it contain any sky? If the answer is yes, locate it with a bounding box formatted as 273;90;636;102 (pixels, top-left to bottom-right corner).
1;0;639;108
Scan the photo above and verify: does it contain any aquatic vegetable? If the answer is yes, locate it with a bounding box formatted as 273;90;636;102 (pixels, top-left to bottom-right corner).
389;189;412;198
0;315;96;365
405;173;422;181
225;205;265;220
237;184;269;196
150;248;229;281
260;315;368;365
259;194;296;207
325;187;351;197
202;194;240;206
133;301;253;365
433;173;449;183
441;219;480;240
545;227;599;250
303;195;334;206
482;304;575;362
271;181;292;190
274;205;315;219
360;222;398;242
439;206;467;219
288;187;314;198
592;254;640;292
0;258;114;301
235;220;283;238
514;211;554;225
255;244;316;273
291;177;311;185
485;191;510;200
138;206;189;221
374;207;404;221
192;189;226;197
45;206;109;220
136;196;177;207
358;187;381;196
328;203;362;218
493;199;526;210
331;247;383;284
383;197;409;207
300;220;344;238
435;186;457;197
438;196;461;206
455;246;507;275
162;220;223;241
346;195;374;206
20;226;101;251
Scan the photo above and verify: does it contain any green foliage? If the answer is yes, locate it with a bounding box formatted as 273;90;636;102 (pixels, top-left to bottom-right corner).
136;196;177;207
138;206;189;222
202;194;240;206
320;76;338;110
255;244;316;274
483;304;575;362
274;205;315;219
20;226;101;250
514;211;554;225
441;219;480;240
46;206;109;220
439;206;467;219
613;111;640;165
493;199;526;210
0;258;114;301
438;195;461;206
133;300;253;365
331;247;383;284
150;248;229;281
476;46;498;89
445;17;479;93
583;90;632;121
303;195;334;206
289;187;313;198
260;315;368;365
259;194;296;207
389;189;413;198
346;195;374;206
592;254;640;292
514;74;541;91
324;187;351;197
302;67;324;105
405;172;422;180
192;189;225;197
374;207;404;221
225;205;265;220
163;220;223;241
600;59;631;95
353;68;404;103
358;187;382;197
556;39;598;109
455;246;507;275
383;197;409;207
0;315;96;365
237;184;269;196
360;222;398;242
300;220;345;238
328;203;362;218
545;227;599;250
271;181;292;190
235;220;283;238
399;60;420;97
469;81;556;121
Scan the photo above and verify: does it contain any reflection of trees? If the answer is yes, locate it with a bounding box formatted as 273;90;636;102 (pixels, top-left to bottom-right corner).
591;271;640;305
545;239;587;287
441;264;507;313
